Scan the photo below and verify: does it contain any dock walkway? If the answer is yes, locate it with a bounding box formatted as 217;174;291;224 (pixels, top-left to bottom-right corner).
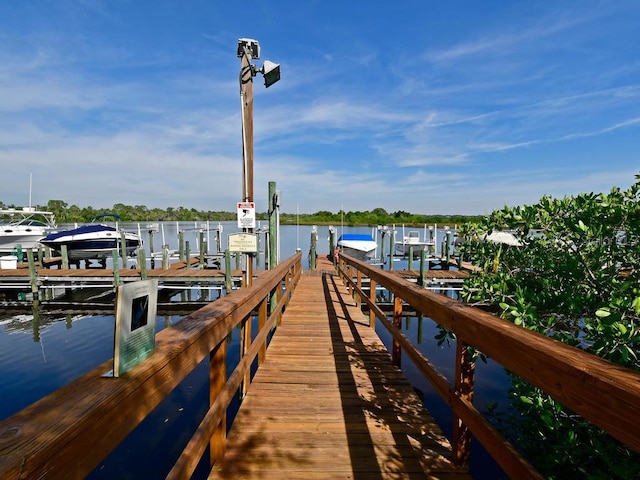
210;266;470;479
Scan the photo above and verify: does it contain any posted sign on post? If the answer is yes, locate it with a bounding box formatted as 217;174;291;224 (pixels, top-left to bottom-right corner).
237;202;256;229
228;232;258;253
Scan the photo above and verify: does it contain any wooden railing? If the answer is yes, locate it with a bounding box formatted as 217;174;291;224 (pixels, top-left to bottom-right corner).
337;253;640;480
0;252;302;480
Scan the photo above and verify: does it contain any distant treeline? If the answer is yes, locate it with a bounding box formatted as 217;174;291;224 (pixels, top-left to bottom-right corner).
279;209;481;227
1;200;482;226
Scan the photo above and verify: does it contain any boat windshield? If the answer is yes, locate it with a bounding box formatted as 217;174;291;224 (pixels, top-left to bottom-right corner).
0;209;56;227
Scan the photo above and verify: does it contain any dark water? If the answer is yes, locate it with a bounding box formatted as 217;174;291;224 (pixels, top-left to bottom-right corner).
0;222;511;478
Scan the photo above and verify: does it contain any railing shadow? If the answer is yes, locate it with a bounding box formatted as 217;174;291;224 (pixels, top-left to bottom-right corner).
323;272;464;478
336;253;640;480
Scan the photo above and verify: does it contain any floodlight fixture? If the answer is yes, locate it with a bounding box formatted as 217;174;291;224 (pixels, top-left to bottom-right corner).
261;60;281;88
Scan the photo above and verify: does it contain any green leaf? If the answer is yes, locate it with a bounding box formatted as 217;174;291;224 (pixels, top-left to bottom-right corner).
633;296;640;315
595;308;611;318
615;322;628;335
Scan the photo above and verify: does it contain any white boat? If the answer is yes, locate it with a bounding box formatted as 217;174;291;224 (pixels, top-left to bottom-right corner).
395;230;434;257
39;214;142;260
337;233;378;261
0;207;57;256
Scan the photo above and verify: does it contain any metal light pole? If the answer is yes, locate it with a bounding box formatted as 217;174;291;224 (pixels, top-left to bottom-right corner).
237;38;280;287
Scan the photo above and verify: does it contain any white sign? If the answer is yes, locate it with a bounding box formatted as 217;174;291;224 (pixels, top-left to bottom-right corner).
112;279;158;377
237;202;256;229
228;233;258;253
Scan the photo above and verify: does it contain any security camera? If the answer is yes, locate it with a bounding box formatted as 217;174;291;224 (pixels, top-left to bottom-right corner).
237;38;260;59
261;60;281;88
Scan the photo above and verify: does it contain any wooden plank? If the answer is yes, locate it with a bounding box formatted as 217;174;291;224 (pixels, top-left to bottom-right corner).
0;255;302;480
210;272;470;479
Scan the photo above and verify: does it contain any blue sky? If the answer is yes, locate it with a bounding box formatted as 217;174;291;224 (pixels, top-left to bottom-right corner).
1;1;638;215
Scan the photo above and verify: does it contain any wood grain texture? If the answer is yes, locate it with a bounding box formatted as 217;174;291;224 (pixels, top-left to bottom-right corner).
210;272;470;480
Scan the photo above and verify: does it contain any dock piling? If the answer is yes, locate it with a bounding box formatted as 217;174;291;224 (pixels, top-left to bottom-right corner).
26;248;38;300
111;249;120;287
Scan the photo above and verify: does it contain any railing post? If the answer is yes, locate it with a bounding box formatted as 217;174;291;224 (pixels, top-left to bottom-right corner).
240;314;252;399
355;269;362;306
258;296;267;364
209;340;226;465
369;278;376;328
276;281;283;326
345;263;351;293
392;296;402;366
452;340;475;467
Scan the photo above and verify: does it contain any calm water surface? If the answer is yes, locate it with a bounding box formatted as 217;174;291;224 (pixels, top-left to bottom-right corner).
0;222;510;478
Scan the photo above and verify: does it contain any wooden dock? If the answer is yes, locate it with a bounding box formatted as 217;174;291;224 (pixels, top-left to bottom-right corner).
0;253;470;296
210;268;470;479
0;258;244;293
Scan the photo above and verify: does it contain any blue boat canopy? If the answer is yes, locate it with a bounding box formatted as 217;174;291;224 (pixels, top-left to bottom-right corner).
337;234;375;242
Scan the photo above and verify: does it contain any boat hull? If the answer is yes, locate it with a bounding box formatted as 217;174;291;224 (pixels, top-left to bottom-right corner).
337;234;377;261
394;230;435;257
395;241;435;257
0;230;48;255
40;224;141;260
46;240;140;260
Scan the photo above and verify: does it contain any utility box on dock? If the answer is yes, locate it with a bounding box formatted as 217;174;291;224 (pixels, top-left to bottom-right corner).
0;255;18;269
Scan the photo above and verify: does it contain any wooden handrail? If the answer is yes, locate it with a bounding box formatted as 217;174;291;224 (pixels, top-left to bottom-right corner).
0;253;302;480
337;253;640;479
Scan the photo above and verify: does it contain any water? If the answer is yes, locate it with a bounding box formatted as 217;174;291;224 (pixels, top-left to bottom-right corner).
0;222;509;478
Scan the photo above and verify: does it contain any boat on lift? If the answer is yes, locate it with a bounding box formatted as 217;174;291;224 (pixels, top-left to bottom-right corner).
39;214;142;260
395;230;435;257
0;207;57;256
337;233;378;261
